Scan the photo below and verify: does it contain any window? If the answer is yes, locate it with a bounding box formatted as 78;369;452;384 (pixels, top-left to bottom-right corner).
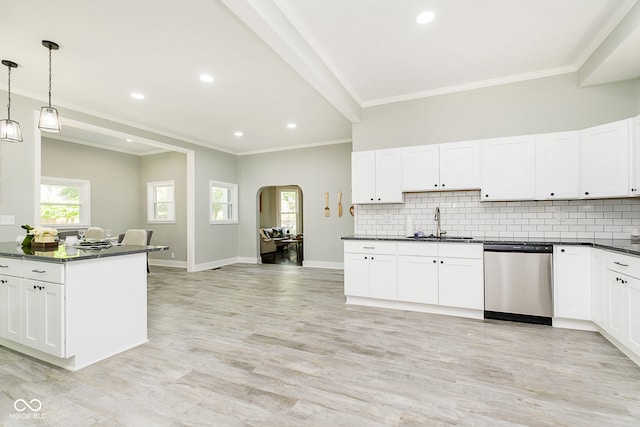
210;180;238;224
278;187;300;235
40;177;91;226
147;181;176;223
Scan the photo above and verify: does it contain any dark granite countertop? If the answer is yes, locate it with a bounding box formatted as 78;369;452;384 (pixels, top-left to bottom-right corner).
342;235;640;256
0;242;169;263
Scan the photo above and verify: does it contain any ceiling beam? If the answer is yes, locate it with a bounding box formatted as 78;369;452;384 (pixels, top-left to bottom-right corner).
219;0;361;123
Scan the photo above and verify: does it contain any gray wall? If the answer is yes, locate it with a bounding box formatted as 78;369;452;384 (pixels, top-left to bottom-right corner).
259;187;277;227
238;143;353;265
353;73;640;151
140;152;187;262
41;138;143;233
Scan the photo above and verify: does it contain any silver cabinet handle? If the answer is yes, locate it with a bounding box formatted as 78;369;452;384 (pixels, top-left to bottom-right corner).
31;269;46;274
363;246;375;249
0;265;8;268
614;262;629;267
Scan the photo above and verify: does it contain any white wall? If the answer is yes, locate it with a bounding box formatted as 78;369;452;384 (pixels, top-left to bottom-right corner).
41;138;143;233
238;143;353;267
140;151;188;263
353;73;640;151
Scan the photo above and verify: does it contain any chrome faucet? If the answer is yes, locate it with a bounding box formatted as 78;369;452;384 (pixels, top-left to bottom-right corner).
434;207;445;238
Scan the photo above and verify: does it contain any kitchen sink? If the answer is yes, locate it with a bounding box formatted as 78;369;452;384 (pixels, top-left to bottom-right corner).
413;235;473;240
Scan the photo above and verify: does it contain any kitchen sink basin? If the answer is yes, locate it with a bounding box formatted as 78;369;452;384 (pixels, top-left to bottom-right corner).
412;235;473;240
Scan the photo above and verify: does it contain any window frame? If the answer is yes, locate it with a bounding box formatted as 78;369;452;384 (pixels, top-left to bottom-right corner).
147;180;176;224
209;180;238;225
40;176;91;228
276;186;300;235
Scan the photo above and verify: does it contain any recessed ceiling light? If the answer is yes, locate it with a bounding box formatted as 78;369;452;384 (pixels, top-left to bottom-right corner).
131;92;145;100
125;138;133;142
416;11;435;24
287;123;297;129
200;74;214;83
234;131;243;137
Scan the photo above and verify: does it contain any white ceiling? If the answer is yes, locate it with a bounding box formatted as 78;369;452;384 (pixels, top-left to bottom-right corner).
1;0;639;155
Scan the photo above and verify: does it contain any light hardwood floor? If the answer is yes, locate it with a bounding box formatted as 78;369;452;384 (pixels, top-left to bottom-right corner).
1;264;640;426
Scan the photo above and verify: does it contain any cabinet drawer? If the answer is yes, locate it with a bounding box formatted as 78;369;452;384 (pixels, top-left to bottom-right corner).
438;243;483;259
605;252;640;278
0;257;22;277
397;242;438;256
22;261;64;284
344;241;397;255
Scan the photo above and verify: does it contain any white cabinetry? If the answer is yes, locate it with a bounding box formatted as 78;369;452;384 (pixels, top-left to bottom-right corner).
631;115;640;195
591;248;606;328
352;149;402;204
554;246;591;320
21;279;65;357
344;241;397;298
580;119;630;198
437;243;484;310
603;252;640;357
535;132;580;200
0;275;21;341
397;243;438;304
402;141;480;192
480;135;536;201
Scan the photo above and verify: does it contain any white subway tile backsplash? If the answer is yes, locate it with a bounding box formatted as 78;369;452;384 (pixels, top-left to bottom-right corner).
355;191;640;240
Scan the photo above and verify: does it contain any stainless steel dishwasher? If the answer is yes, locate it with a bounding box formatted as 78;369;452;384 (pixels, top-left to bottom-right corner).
484;243;553;325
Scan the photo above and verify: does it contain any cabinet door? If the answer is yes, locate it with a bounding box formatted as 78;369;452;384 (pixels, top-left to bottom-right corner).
344;253;370;297
0;275;21;342
480;136;536;201
351;151;376;204
438;257;484;309
397;255;438;304
554;246;591;320
591;249;606;328
21;279;65;357
375;149;403;203
631;115;640;195
605;270;628;344
627;276;640;355
369;254;398;300
580;119;630;198
536;132;580;200
439;141;480;190
402;145;439;192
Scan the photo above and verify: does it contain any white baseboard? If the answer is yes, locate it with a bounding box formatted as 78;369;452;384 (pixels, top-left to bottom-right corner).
346;296;483;320
191;257;258;272
552;317;597;331
149;259;187;269
303;260;344;269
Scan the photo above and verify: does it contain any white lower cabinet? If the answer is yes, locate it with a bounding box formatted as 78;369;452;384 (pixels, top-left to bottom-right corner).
554;246;591;320
438;256;483;310
21;279;65;357
345;241;483;314
605;269;629;344
627;278;640;355
0;275;22;341
591;249;606;328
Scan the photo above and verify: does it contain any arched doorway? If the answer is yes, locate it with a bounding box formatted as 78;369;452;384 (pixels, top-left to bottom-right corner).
258;185;303;265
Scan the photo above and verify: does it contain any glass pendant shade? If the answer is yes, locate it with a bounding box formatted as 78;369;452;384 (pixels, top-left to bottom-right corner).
38;106;61;133
1;59;22;143
0;119;23;143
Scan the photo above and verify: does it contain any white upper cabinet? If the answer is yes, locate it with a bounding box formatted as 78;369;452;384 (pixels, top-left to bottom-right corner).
480;135;536;201
439;141;481;191
630;115;640;196
580;119;630;199
402;145;439;192
352;149;403;204
535;131;580;200
402;141;480;192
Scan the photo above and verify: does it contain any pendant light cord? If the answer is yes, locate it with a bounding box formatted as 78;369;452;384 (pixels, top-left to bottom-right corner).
48;47;52;108
6;65;11;121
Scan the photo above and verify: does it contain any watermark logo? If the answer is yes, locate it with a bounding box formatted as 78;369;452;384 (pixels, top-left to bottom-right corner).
10;398;46;420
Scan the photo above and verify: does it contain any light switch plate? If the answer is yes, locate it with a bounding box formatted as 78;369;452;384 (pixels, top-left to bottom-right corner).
0;215;16;225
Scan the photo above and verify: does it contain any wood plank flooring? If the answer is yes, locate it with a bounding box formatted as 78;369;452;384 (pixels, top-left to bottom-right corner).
1;264;640;426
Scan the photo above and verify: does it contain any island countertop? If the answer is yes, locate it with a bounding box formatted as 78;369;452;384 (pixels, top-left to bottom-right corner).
341;235;640;257
0;241;168;263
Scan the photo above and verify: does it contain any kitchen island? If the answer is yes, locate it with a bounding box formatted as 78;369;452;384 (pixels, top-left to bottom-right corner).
0;242;168;371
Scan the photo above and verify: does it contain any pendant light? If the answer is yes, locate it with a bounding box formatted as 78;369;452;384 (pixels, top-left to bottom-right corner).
0;59;22;143
38;40;61;133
